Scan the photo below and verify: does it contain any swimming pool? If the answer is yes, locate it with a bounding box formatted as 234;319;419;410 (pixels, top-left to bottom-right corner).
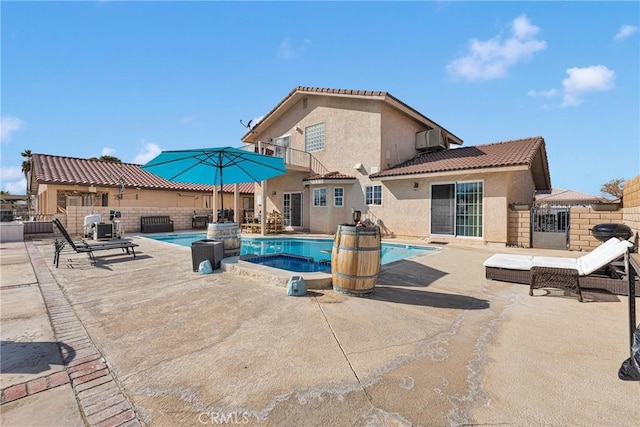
148;233;436;272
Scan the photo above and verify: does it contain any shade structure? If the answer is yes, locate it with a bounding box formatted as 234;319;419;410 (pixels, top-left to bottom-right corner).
141;147;287;219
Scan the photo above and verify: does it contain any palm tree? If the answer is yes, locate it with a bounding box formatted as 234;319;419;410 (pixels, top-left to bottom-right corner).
20;149;32;179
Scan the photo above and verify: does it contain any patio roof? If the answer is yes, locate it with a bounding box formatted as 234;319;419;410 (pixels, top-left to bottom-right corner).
29;153;255;194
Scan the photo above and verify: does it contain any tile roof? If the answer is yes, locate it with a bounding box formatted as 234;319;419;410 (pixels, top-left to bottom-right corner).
370;136;547;178
535;188;605;205
303;171;357;181
30;154;254;194
242;86;462;145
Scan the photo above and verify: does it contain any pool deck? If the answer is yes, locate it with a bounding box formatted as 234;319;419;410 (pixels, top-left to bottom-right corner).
1;234;639;426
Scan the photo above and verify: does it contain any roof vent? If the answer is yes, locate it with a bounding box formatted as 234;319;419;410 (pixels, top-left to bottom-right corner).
416;129;448;152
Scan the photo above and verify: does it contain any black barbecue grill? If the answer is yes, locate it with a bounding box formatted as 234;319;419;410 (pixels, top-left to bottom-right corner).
591;223;633;242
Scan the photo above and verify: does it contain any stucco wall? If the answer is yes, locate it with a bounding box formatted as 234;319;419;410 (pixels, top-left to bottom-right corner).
622;175;640;246
506;169;536;205
380;103;427;169
250;93;544;245
253;94;385;233
35;183;246;217
361;171;516;245
569;207;623;251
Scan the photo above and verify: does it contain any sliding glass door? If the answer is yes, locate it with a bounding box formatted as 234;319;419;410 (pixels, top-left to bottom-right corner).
431;184;455;235
430;182;483;237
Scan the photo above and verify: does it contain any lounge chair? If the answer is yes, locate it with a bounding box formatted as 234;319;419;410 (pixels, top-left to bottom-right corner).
52;219;139;268
484;238;637;300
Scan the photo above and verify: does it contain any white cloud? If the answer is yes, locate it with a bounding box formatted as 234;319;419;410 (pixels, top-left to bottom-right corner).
1;116;24;142
133;141;162;164
180;116;195;125
527;89;558;99
614;24;638;41
0;167;26;194
277;38;311;60
1;166;23;181
447;14;547;81
101;147;116;156
5;178;26;195
561;65;615;107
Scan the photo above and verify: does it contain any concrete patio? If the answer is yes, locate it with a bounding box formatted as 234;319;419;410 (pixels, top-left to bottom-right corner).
1;235;638;426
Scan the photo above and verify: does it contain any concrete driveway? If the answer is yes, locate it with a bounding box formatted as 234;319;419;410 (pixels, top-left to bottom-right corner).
2;236;638;426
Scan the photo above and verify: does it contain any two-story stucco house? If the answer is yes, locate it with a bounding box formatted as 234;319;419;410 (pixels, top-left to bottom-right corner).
241;86;551;246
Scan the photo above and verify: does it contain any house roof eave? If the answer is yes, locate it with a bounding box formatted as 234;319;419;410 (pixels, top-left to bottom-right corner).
242;86;464;145
370;165;531;181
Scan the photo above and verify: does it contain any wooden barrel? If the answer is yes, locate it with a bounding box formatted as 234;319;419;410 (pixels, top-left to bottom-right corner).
331;225;381;296
206;223;241;257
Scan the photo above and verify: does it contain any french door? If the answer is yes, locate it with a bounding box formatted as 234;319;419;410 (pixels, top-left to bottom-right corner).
284;192;303;228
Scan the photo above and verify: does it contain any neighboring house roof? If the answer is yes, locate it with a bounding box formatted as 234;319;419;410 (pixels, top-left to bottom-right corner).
535;188;606;205
370;136;552;190
303;171;357;181
29;154;254;194
242;86;463;146
303;171;358;185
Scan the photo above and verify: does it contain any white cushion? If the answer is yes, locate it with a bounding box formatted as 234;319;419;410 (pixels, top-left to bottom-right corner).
484;254;533;270
577;239;633;275
484;238;632;276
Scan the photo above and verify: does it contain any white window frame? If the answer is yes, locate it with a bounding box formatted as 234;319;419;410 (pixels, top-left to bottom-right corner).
334;187;344;207
305;122;325;152
313;187;327;207
365;184;382;206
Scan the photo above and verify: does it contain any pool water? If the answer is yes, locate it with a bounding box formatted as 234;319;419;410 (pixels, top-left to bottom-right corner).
242;254;332;273
148;233;436;272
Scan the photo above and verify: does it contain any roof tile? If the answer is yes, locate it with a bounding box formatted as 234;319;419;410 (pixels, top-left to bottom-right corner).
31;154;254;194
370;136;546;178
303;171;357;181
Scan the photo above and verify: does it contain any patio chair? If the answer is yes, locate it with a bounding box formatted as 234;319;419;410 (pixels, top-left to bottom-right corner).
484;238;636;300
52;219;139;268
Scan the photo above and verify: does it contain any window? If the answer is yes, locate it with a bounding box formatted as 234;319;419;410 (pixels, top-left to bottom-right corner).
455;182;483;237
313;188;327;207
365;185;382;206
334;187;344;207
430;182;483;237
305;122;325;152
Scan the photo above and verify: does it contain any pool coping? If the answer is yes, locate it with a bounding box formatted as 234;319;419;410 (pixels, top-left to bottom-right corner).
221;256;333;289
140;231;439;289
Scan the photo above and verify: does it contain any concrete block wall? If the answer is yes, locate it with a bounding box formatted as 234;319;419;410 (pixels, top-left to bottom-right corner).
569;207;623;251
622;175;640;246
64;206;218;237
507;210;530;247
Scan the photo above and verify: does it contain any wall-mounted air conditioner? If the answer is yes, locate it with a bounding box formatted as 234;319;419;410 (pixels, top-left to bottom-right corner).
415;129;448;151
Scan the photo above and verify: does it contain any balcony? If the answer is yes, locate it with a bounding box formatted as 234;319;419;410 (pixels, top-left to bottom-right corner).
239;142;328;175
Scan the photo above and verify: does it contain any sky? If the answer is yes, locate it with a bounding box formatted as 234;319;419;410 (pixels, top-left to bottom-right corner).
1;1;638;197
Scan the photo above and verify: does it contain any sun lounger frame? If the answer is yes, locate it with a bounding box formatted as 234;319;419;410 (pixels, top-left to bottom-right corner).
52;219;138;267
486;263;639;297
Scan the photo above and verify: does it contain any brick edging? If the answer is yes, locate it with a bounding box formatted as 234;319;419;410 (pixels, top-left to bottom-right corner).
24;240;143;427
1;371;70;404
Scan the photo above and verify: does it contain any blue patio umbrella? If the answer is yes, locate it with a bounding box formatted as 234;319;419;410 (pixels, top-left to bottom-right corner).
141;147;287;220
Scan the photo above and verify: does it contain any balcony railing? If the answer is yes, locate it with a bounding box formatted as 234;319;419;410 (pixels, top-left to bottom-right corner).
239;142;328;176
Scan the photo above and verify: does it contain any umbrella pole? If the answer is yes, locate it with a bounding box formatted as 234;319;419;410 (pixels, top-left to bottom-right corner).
219;161;224;222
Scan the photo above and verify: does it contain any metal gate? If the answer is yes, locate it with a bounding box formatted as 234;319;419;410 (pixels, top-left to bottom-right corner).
531;205;570;250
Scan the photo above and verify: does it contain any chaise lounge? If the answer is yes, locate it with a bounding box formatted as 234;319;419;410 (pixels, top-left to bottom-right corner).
53;218;139;268
484;237;637;300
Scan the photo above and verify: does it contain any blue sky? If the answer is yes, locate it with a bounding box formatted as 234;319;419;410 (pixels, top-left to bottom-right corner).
1;1;638;197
